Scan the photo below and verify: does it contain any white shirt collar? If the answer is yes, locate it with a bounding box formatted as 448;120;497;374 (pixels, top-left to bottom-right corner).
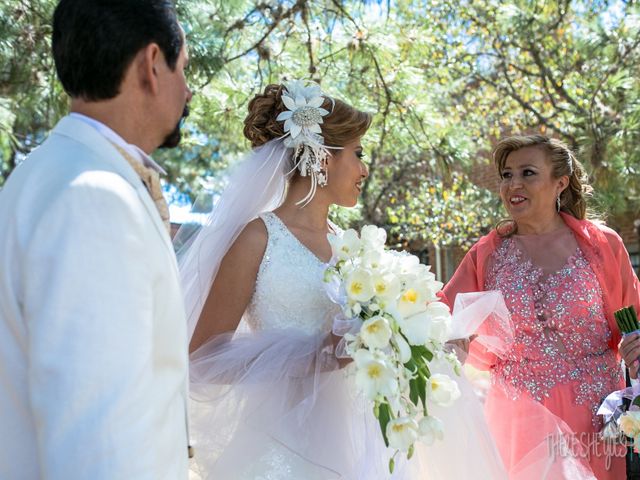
69;112;166;175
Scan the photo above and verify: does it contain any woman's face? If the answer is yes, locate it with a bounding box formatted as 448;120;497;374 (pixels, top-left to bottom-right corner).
325;137;368;207
499;146;568;226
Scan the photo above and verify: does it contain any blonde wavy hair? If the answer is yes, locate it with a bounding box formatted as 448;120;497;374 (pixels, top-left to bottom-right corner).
493;134;593;222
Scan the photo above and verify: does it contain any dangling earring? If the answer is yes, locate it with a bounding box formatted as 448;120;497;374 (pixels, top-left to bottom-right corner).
556;194;561;213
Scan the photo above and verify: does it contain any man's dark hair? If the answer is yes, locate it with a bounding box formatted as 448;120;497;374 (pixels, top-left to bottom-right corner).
52;0;183;101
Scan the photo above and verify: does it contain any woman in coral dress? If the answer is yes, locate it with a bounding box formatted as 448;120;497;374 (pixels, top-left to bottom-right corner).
443;134;640;479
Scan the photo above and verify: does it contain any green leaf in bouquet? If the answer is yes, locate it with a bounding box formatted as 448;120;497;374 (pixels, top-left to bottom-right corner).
403;357;418;373
378;402;391;447
419;362;431;379
417;373;428;414
633;396;640;409
411;345;434;363
409;378;420;407
389;457;395;474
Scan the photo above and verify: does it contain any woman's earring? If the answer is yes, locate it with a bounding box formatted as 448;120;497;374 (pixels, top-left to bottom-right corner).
556;194;561;213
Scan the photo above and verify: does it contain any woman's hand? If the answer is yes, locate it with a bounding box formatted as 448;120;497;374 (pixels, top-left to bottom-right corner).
331;333;352;368
445;334;478;364
620;332;640;379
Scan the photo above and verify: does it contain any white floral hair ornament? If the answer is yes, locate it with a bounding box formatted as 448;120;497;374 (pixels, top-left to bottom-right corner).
276;80;340;206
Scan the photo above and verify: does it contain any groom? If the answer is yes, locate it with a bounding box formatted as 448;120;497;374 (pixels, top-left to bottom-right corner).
0;1;192;478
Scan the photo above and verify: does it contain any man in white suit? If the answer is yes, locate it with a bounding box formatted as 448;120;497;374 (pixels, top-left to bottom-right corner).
0;1;193;478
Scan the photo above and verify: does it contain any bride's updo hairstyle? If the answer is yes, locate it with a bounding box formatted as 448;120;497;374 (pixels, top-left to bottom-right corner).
243;83;372;149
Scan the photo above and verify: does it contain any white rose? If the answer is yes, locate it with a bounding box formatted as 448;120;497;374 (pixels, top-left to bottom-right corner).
620;411;640;437
345;268;375;303
426;373;461;407
354;349;398;400
360;316;392;349
418;416;444;445
386;417;419;452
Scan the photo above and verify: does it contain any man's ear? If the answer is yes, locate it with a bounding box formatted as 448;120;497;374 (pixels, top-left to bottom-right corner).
137;43;161;95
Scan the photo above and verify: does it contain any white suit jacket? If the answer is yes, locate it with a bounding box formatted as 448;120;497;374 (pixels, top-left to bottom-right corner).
0;116;189;479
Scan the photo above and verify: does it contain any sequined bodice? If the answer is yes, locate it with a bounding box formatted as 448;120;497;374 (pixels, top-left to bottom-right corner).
486;237;621;424
245;212;339;335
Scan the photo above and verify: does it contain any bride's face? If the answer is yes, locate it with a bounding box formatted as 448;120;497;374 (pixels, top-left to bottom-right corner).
325;137;368;207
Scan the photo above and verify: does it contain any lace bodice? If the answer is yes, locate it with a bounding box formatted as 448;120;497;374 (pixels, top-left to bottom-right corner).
245;212;339;335
486;237;622;426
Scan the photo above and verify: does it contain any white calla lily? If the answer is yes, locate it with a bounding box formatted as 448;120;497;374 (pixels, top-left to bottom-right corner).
360;224;387;250
360;316;392;349
354;349;398;399
328;229;361;261
396;310;430;346
362;250;383;270
345;268;375;303
397;286;428;318
394;333;412;363
371;271;401;301
418;416;444;445
426;315;451;344
426;301;451;318
386;417;419;451
426;373;461;407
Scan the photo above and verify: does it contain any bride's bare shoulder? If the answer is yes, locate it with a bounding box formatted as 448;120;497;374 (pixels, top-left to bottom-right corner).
227;217;268;259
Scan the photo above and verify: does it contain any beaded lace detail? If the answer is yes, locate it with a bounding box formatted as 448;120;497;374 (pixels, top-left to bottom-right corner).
486;237;622;427
245;212;339;336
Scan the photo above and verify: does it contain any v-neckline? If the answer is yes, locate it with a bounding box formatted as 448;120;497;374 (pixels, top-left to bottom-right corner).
509;237;582;286
267;212;333;264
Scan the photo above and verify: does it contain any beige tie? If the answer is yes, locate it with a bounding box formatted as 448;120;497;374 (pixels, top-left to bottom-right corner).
111;143;171;234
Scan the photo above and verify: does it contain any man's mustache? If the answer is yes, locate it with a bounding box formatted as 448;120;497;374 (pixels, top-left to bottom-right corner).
159;103;190;149
179;104;190;127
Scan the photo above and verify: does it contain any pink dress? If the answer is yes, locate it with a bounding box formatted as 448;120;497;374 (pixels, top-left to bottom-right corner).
443;214;640;479
485;233;624;479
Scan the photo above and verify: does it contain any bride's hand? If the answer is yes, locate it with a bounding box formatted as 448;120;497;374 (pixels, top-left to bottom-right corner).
331;333;352;368
445;335;477;364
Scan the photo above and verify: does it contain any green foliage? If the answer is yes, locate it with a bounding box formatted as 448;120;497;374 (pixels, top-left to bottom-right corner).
386;172;502;249
1;0;639;249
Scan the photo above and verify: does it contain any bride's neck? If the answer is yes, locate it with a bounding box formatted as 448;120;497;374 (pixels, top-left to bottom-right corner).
277;180;330;231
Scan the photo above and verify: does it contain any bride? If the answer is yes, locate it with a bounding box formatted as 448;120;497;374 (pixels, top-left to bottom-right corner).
177;80;507;479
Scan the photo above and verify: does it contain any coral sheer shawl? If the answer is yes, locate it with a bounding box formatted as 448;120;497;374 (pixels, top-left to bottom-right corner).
443;213;640;366
442;213;640;479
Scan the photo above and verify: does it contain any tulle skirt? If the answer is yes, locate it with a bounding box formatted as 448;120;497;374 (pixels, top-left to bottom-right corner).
187;323;508;479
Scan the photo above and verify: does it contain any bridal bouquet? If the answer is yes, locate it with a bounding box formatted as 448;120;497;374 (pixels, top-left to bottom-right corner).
324;225;461;472
599;385;640;452
597;306;640;448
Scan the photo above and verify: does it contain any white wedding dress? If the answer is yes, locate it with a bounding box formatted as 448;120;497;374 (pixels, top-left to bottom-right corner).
187;212;507;479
